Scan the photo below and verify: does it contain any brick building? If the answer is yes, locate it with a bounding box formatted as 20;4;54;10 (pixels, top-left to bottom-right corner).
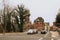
33;17;45;31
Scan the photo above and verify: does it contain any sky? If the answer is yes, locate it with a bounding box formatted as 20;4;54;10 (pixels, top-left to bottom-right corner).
0;0;60;25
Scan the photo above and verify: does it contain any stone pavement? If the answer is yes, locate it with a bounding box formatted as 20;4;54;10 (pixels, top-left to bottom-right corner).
0;32;45;40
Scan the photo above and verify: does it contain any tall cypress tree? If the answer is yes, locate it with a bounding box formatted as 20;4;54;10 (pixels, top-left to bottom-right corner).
5;7;14;32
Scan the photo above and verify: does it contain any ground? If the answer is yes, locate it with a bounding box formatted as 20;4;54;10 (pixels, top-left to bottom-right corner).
0;32;45;40
0;32;60;40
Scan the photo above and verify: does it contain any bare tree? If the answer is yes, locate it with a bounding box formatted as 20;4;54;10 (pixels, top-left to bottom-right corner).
15;5;30;32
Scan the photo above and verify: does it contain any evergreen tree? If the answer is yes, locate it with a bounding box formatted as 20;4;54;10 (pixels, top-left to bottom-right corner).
56;13;60;27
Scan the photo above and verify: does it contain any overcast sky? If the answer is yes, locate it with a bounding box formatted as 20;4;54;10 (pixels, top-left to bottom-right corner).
0;0;60;25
